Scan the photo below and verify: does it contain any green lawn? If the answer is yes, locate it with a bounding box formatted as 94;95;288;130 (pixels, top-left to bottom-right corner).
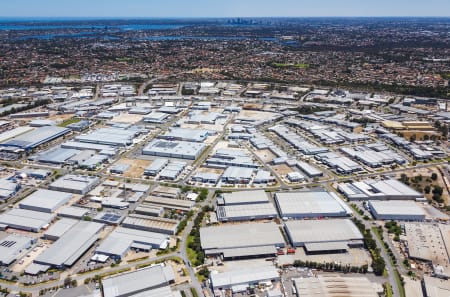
58;117;81;127
271;62;309;69
186;236;198;265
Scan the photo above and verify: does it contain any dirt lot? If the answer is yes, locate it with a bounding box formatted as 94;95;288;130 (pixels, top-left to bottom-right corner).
111;113;144;124
238;110;278;121
196;167;224;174
396;166;449;205
115;158;152;178
255;149;276;163
272;164;294;176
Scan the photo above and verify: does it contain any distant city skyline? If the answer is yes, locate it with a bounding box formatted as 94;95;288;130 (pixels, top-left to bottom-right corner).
0;0;449;18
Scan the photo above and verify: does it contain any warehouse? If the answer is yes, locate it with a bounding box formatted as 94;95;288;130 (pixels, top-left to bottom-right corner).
49;174;100;195
143;158;169;176
144;196;194;211
0;209;55;232
338;178;424;200
43;218;78;241
0;179;20;200
368;200;426;221
143;139;206;160
158;161;186;180
191;172;220;184
315;152;363;174
200;222;285;258
102;264;175;297
109;164;130;174
95;227;169;259
293;275;380;297
34;221;104;268
0;126;71;151
216;203;277;222
0;233;36;265
275;191;352;219
285;219;363;253
295;161;323;178
35;147;79;164
210;266;280;292
75;127;139;147
19;189;73;213
122;215;178;235
217;190;269;206
61;140;118;156
57;206;90;219
143;111;170;123
221;166;254;184
160;127;210;142
134;204;164;217
207;149;258;169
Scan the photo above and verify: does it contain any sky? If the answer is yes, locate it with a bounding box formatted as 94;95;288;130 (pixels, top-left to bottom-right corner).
0;0;449;18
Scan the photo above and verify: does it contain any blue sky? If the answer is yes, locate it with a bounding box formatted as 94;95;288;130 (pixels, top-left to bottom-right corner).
0;0;449;18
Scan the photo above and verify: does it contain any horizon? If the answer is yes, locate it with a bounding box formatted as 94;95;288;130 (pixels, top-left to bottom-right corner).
0;0;449;18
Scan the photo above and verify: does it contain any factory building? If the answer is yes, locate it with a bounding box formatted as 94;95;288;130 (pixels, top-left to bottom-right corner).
75;127;140;147
0;126;71;151
19;189;72;213
34;221;104;268
210;266;280;293
338;178;424;201
221;166;254;184
0;209;55;232
0;234;36;265
122;215;178;235
102;264;175;297
49;174;100;195
160;127;210;142
95;227;169;260
284;219;364;254
275;190;352;219
143;140;206;160
200;222;285;259
144;158;169;176
368;200;426;221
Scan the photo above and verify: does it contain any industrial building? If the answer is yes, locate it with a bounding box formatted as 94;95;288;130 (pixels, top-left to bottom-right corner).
143;139;206;160
0;209;55;232
217;203;277;222
216;190;277;222
102;264;175;297
221;166;254;184
315;152;363;174
0;179;20;200
210;266;280;293
57;206;90;219
200;222;285;259
144;196;194;212
338;178;424;200
293;275;381;297
144;158;169;176
0;233;36;265
49;174;100;195
43;218;78;241
122;215;178;235
0;126;71;151
160;127;210;142
95;227;169;259
284;219;364;254
274;190;352;219
217;190;269;205
143;111;170;123
34;221;104;268
19;189;72;213
368;200;426;220
75;127;140;147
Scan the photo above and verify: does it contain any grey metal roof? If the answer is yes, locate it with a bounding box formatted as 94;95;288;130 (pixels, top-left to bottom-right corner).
285;219;363;245
35;221;104;267
200;222;285;251
19;189;72;213
275;191;348;218
102;264;175;297
1;126;70;149
49;174;100;193
0;234;34;265
0;209;55;231
222;190;269;205
44;218;78;239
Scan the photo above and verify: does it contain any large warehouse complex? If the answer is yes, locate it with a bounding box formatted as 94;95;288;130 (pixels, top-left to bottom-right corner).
34;221;104;269
49;174;100;194
210;266;280;292
275;190;352;219
200;222;285;260
143;139;206;160
368;200;426;221
284;219;364;254
102;264;177;297
338;178;424;200
0;208;55;232
19;189;72;213
0;126;71;151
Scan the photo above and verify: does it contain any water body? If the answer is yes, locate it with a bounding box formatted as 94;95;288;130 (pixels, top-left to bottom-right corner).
0;24;184;31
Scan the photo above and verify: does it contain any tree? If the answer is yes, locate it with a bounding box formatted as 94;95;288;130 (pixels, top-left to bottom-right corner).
431;173;438;181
